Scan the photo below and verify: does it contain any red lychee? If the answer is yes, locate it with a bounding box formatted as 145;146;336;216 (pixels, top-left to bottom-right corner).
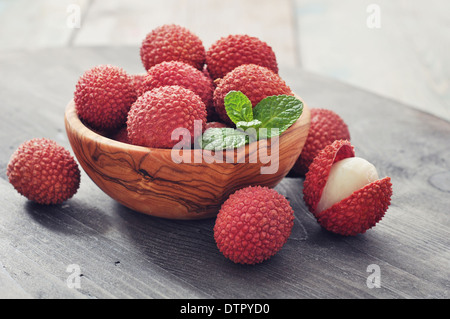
213;64;293;125
214;186;294;265
140;61;214;118
130;73;147;97
127;85;207;149
74;64;136;131
206;34;278;80
303;140;393;236
202;65;213;83
293;108;350;176
7;138;80;205
140;24;205;71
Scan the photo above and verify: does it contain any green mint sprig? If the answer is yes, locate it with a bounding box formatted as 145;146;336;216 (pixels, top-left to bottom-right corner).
201;91;303;150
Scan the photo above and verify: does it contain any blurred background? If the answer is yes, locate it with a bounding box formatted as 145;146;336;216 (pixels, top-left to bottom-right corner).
0;0;449;121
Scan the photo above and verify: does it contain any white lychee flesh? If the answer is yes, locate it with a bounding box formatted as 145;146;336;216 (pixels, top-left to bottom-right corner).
316;157;379;213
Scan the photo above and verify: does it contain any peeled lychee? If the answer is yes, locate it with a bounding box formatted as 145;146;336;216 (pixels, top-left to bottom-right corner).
140;61;214;118
303;140;392;236
206;34;278;80
74;64;136;131
7;138;80;205
316;157;379;213
140;24;205;71
127;85;207;149
293;108;350;175
214;186;294;265
213;64;293;125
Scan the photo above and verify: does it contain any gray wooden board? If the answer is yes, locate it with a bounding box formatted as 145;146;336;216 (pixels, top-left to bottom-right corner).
0;47;449;299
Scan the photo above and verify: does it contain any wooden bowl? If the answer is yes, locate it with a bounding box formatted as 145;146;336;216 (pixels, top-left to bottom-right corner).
64;98;311;219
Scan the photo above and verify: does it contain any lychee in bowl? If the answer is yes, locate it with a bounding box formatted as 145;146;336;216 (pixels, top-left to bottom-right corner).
64;98;311;219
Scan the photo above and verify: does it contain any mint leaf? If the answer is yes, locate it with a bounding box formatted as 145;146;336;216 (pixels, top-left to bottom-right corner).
253;95;303;138
201;128;248;150
205;92;303;150
236;119;262;131
224;91;253;124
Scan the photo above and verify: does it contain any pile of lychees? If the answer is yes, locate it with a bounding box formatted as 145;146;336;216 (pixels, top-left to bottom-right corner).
73;24;294;148
6;24;392;266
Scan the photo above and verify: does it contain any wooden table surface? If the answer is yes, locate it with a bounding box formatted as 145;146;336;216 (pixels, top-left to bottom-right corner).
0;47;449;299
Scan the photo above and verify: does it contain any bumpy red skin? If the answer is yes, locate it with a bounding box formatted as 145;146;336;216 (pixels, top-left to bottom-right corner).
315;178;392;236
214;186;294;265
206;34;278;80
140;24;205;71
130;73;147;97
140;61;214;118
202;66;213;83
127;86;207;149
293;108;351;175
213;64;293;125
7;138;80;205
74;65;136;131
303;140;393;236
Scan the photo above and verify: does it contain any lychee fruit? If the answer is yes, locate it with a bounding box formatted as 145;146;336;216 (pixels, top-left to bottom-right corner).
74;64;136;131
214;186;294;265
140;24;206;71
130;73;147;97
7;138;80;205
206;34;278;80
303;140;393;236
213;64;293;125
293;108;350;175
202;65;213;83
127;85;207;149
140;61;214;118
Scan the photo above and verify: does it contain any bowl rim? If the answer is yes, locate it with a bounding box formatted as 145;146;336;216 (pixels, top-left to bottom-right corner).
64;97;308;158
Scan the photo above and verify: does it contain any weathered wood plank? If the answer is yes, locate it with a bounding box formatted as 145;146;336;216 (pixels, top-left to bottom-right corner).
0;261;32;299
0;0;91;50
0;47;449;298
294;0;450;122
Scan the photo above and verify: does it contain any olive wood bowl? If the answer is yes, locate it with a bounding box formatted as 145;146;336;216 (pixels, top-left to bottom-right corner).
64;98;311;219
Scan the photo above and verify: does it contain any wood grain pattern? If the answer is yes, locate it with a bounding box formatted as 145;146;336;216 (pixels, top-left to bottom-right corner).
64;100;311;219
